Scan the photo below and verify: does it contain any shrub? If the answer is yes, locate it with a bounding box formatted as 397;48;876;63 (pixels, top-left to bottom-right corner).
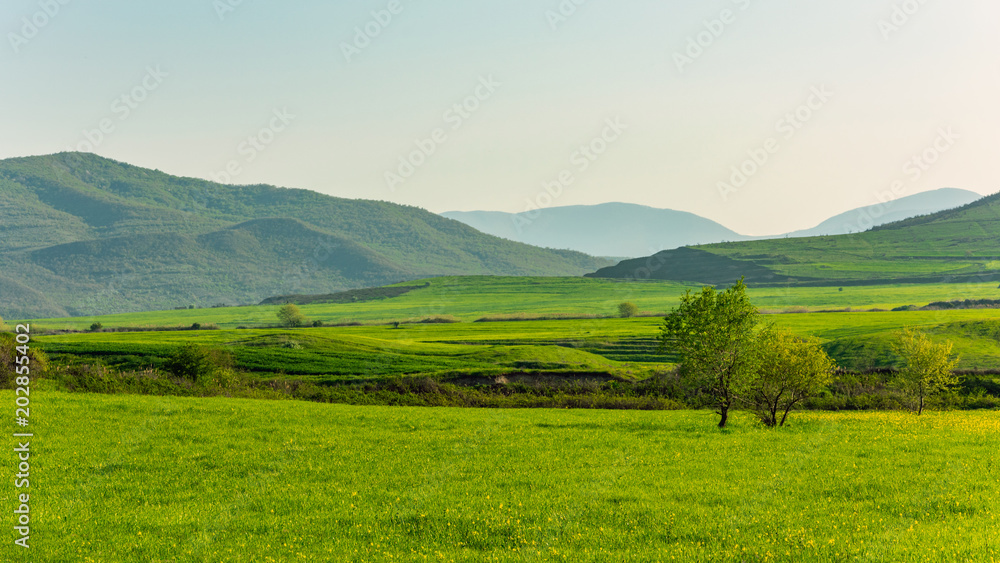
0;333;49;388
89;322;103;332
618;302;639;318
165;344;232;383
277;304;307;327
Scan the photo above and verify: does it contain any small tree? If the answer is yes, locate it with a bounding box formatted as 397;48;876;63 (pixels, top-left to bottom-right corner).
89;322;103;332
747;329;836;427
659;278;760;428
277;303;306;327
618;302;639;318
891;328;959;414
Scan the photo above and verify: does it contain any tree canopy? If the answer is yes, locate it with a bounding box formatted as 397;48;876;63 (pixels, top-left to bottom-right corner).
659;278;760;428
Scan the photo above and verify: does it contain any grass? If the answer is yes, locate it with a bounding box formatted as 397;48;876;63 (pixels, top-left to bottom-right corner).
6;391;998;562
30;307;1000;383
15;276;1000;331
694;197;1000;284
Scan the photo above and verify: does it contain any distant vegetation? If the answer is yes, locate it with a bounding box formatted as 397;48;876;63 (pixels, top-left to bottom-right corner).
589;190;1000;286
0;153;610;319
923;298;1000;310
617;302;639;318
276;303;307;328
260;282;430;305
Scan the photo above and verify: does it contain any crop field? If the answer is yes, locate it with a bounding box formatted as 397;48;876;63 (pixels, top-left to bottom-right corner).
16;276;1000;331
31;306;1000;381
5;391;998;562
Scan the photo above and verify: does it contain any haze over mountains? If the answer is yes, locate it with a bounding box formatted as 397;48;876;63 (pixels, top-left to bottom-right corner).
442;204;750;258
443;188;982;258
589;191;1000;286
0;153;610;319
0;152;991;320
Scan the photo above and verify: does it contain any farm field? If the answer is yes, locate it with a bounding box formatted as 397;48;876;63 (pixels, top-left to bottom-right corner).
6;391;998;562
15;276;1000;331
31;307;1000;380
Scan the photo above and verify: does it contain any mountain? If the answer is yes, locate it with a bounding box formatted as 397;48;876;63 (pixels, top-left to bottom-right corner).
0;153;612;318
442;190;980;258
441;203;750;258
588;191;1000;286
784;188;982;238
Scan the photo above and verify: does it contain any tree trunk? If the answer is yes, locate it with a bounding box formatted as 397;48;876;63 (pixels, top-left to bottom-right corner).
718;406;729;428
779;400;797;427
918;394;924;415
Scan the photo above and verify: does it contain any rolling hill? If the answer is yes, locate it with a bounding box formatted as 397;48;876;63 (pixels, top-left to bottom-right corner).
442;189;981;258
0;153;612;318
588;190;1000;286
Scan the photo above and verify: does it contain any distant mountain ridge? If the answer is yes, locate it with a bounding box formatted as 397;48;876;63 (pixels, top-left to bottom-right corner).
442;203;750;258
784;188;981;238
0;153;611;318
443;188;982;257
588;190;1000;286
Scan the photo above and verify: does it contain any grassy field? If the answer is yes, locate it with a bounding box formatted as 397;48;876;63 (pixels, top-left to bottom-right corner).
15;276;1000;331
696;195;1000;284
30;307;1000;382
5;391;998;562
591;194;1000;286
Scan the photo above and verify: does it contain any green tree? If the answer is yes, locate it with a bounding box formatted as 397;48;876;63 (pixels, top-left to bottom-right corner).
891;328;959;414
277;303;306;327
747;329;836;427
618;302;639;318
659;278;759;428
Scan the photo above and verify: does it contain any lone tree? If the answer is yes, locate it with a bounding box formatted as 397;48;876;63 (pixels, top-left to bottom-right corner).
891;328;959;414
277;303;306;328
659;278;759;428
618;302;639;318
747;329;835;427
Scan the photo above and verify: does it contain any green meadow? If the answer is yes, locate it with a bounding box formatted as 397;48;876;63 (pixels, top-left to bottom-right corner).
5;392;998;562
30;302;1000;380
5;276;1000;562
15;275;1000;331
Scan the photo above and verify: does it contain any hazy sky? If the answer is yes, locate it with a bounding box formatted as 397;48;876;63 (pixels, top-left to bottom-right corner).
2;0;998;235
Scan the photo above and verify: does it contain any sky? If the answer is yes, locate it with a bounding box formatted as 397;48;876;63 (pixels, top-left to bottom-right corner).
1;0;998;236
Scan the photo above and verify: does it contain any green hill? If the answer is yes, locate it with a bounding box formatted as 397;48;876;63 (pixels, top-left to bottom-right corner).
0;153;611;318
588;191;1000;286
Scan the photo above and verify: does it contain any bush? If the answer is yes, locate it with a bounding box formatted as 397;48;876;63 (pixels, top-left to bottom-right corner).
0;333;49;388
277;304;307;327
89;322;103;332
164;344;232;383
618;302;639;318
